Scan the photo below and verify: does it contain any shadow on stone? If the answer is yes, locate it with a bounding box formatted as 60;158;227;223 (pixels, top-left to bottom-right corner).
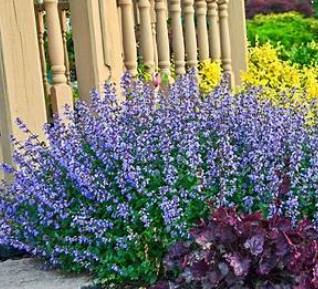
0;245;26;261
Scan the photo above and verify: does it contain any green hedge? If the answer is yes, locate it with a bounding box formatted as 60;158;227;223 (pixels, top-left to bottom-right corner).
247;12;318;65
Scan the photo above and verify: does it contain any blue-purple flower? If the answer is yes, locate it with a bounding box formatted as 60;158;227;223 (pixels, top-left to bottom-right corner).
1;71;318;283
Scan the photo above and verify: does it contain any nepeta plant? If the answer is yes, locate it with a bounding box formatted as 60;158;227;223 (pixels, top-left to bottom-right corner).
154;207;318;289
1;72;318;283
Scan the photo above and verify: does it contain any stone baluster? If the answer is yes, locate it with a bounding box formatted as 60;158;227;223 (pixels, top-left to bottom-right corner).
183;0;197;69
155;0;170;75
218;0;234;86
138;0;155;72
195;0;210;61
170;0;185;75
207;0;221;60
44;0;73;114
150;0;159;70
34;6;51;98
133;0;140;26
59;7;71;84
133;0;140;44
118;0;138;76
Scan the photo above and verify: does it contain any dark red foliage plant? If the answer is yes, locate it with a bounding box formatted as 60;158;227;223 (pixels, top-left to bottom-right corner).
245;0;314;19
151;207;318;289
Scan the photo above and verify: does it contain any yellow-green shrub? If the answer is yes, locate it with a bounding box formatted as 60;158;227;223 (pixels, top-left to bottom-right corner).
198;60;222;94
196;43;318;122
241;42;318;109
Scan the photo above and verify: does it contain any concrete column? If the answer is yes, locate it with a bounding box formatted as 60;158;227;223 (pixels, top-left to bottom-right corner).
0;0;47;180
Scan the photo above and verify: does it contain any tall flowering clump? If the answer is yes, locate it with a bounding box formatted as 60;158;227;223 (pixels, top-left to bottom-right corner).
1;72;318;283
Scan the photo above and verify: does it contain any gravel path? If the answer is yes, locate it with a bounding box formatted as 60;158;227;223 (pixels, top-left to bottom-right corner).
0;258;93;289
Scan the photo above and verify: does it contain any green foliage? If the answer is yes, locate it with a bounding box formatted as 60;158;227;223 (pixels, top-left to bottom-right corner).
289;41;318;65
247;12;318;66
137;62;152;82
247;12;318;50
137;60;171;86
313;0;318;18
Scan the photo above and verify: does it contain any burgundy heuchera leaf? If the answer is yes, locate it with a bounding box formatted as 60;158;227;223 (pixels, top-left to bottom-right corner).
227;253;251;277
155;207;318;288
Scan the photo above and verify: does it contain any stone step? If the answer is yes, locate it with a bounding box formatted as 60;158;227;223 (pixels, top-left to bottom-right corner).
0;258;93;289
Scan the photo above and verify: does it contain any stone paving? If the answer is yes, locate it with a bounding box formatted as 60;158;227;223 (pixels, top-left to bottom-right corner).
0;258;93;289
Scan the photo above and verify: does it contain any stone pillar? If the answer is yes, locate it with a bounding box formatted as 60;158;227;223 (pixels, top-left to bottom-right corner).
69;0;124;102
0;0;47;180
228;0;248;86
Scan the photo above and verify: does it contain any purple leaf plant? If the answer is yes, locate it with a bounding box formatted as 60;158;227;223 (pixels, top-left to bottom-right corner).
153;207;318;289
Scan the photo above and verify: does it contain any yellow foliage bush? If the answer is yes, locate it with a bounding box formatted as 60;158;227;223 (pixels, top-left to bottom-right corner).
197;43;318;123
198;60;222;94
241;42;318;109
